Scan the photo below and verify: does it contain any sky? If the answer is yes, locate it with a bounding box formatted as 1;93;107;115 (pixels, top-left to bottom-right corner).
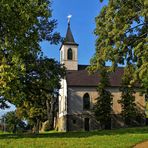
41;0;108;65
0;0;108;117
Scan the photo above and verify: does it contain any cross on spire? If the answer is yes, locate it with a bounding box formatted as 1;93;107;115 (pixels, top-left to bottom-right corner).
67;15;72;25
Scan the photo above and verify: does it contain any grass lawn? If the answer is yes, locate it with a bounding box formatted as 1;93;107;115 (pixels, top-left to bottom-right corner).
0;127;148;148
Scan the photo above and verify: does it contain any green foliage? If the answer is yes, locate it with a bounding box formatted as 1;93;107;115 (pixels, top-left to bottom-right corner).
118;65;137;126
2;111;26;133
0;0;66;133
0;0;61;108
0;96;9;109
16;57;65;132
93;0;148;92
92;63;113;129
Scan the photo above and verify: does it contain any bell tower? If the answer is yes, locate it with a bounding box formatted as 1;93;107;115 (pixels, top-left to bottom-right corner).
60;16;79;70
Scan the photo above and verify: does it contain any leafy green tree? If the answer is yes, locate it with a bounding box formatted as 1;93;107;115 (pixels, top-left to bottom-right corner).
2;111;26;133
93;0;148;92
16;57;65;133
89;62;113;129
118;65;137;126
142;77;148;94
0;0;65;133
0;0;61;108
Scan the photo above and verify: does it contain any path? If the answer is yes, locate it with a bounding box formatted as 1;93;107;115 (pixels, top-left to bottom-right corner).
134;141;148;148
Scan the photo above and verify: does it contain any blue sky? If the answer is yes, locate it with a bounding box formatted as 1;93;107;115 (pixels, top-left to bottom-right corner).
41;0;108;65
0;0;108;116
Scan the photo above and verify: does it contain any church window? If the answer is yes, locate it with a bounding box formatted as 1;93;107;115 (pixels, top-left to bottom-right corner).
67;48;73;60
83;93;90;110
73;119;76;124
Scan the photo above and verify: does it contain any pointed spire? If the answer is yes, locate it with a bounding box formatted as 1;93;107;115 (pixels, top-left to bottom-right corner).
63;15;78;46
64;23;75;43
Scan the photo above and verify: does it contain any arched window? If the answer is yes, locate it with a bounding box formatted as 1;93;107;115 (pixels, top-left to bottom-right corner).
67;48;73;60
83;93;90;110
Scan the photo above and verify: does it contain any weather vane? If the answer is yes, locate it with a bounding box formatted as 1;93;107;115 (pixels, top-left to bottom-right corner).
67;14;72;24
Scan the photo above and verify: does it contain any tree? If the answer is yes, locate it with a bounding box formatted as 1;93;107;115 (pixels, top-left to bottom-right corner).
0;0;61;108
88;62;113;129
118;65;137;126
0;0;66;133
93;0;148;92
16;57;65;133
2;111;26;133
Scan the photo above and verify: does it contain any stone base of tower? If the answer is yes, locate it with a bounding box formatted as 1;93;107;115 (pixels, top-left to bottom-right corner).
57;115;67;132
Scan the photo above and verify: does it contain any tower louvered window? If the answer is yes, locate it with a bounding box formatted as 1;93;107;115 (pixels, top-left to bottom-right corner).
67;48;73;60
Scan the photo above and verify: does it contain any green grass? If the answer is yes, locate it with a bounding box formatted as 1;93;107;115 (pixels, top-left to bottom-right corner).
0;127;148;148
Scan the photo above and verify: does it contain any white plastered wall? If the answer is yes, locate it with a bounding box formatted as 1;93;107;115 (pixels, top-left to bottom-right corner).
59;78;67;118
60;44;78;70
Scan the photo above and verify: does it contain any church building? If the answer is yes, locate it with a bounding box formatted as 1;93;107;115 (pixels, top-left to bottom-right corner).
57;21;145;131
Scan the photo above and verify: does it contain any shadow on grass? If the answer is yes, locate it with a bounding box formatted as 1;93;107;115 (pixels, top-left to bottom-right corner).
0;126;148;139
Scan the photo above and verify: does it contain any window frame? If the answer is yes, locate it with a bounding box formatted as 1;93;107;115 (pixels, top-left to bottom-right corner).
67;48;73;60
83;93;90;110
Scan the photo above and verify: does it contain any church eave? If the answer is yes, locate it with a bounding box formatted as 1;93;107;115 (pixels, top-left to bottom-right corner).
59;42;79;50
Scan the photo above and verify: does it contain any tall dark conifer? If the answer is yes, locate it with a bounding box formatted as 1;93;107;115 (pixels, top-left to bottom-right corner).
93;62;113;129
119;65;137;126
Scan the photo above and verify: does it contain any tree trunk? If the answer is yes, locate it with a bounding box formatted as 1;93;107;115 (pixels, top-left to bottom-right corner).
12;124;17;133
33;119;40;134
46;97;55;130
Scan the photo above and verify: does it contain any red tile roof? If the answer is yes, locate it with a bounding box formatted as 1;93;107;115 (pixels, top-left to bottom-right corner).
66;65;124;87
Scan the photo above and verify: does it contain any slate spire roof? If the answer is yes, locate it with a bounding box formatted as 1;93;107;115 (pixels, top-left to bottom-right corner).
63;22;78;46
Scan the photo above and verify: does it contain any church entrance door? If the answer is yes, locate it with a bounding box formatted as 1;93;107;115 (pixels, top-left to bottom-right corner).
84;118;89;131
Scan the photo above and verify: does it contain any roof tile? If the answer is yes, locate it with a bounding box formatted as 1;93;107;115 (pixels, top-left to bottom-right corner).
66;65;124;87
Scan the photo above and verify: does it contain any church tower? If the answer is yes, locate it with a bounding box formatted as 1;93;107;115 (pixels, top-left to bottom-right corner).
60;20;79;70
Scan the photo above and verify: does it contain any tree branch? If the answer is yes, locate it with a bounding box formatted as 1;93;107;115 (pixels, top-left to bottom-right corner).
125;23;146;34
